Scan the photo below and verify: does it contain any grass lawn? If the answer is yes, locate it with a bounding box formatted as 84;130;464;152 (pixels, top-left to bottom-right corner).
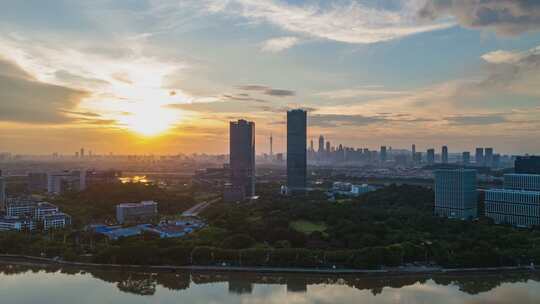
290;220;328;234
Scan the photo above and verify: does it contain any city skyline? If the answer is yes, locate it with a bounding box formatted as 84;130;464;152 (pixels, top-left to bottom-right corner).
1;1;540;155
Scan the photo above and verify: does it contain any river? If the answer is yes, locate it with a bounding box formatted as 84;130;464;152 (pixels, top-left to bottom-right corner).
1;265;539;303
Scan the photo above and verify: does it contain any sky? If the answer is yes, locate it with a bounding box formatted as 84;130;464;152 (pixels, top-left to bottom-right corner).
1;0;540;155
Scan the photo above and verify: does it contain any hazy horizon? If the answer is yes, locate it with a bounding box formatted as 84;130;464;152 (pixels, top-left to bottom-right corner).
1;1;540;155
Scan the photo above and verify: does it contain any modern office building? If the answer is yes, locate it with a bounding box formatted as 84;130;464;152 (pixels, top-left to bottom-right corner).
229;119;256;199
442;146;448;164
380;146;387;163
34;202;60;220
4;198;70;231
485;173;540;228
48;170;87;195
0;217;35;232
116;201;158;224
475;148;484;166
414;152;422;164
515;156;540;174
412;144;416;159
6;199;37;218
434;169;478;220
287;109;307;193
485;189;540;228
0;176;5;210
504;174;540;192
43;212;71;230
462;152;470;165
485;148;494;167
427;149;435;165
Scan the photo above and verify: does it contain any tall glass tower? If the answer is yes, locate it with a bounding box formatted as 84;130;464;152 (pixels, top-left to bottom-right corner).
287;109;307;193
230;119;255;198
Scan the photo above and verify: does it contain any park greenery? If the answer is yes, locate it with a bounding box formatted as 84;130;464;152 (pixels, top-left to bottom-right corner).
2;182;540;269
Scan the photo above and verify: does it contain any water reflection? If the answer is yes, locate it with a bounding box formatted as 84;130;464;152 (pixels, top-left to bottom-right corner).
0;264;539;303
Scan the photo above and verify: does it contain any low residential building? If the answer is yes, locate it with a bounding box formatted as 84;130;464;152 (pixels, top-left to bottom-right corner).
0;216;35;231
43;212;71;230
116;201;158;224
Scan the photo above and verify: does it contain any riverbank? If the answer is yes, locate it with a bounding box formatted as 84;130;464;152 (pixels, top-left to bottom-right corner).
0;254;537;277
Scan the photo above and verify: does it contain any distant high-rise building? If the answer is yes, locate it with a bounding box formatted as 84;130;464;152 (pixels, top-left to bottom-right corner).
485;148;494;167
515;156;540;174
80;148;85;158
442;146;448;164
475;148;484;166
287;109;307;193
325;141;330;153
414;152;422;164
434;169;478;220
0;175;5;211
427;149;435;165
318;135;324;153
412;144;416;160
310;139;314;152
269;134;273;157
229;119;256;199
462;152;470;165
380;146;387;163
47;170;86;195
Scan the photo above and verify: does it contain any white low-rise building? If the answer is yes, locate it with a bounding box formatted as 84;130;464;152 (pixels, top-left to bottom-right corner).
0;216;35;231
43;212;71;230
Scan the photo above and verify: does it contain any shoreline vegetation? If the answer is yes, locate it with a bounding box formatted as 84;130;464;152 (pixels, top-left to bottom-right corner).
1;254;537;276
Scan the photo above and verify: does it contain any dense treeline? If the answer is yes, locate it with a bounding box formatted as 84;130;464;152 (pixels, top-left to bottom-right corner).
52;183;195;226
194;184;540;268
2;184;540;269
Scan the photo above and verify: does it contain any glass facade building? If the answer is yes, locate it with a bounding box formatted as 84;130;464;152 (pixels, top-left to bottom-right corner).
229;119;256;199
434;169;478;220
485;173;540;227
287;110;307;193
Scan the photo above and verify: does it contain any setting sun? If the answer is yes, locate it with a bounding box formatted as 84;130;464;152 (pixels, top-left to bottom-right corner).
118;100;180;136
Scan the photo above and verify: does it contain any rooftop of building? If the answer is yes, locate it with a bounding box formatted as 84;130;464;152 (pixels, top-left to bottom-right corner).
43;212;70;220
505;173;540;177
36;202;58;209
117;200;158;208
486;188;540;195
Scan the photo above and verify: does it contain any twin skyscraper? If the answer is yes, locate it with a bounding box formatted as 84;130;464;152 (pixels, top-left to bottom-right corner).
228;109;307;201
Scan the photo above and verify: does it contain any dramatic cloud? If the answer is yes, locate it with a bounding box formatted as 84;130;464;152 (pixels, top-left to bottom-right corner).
237;84;295;97
476;45;540;96
315;86;409;100
0;57;89;124
445;114;508;126
261;36;300;52
419;0;540;36
206;0;453;44
310;114;386;128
